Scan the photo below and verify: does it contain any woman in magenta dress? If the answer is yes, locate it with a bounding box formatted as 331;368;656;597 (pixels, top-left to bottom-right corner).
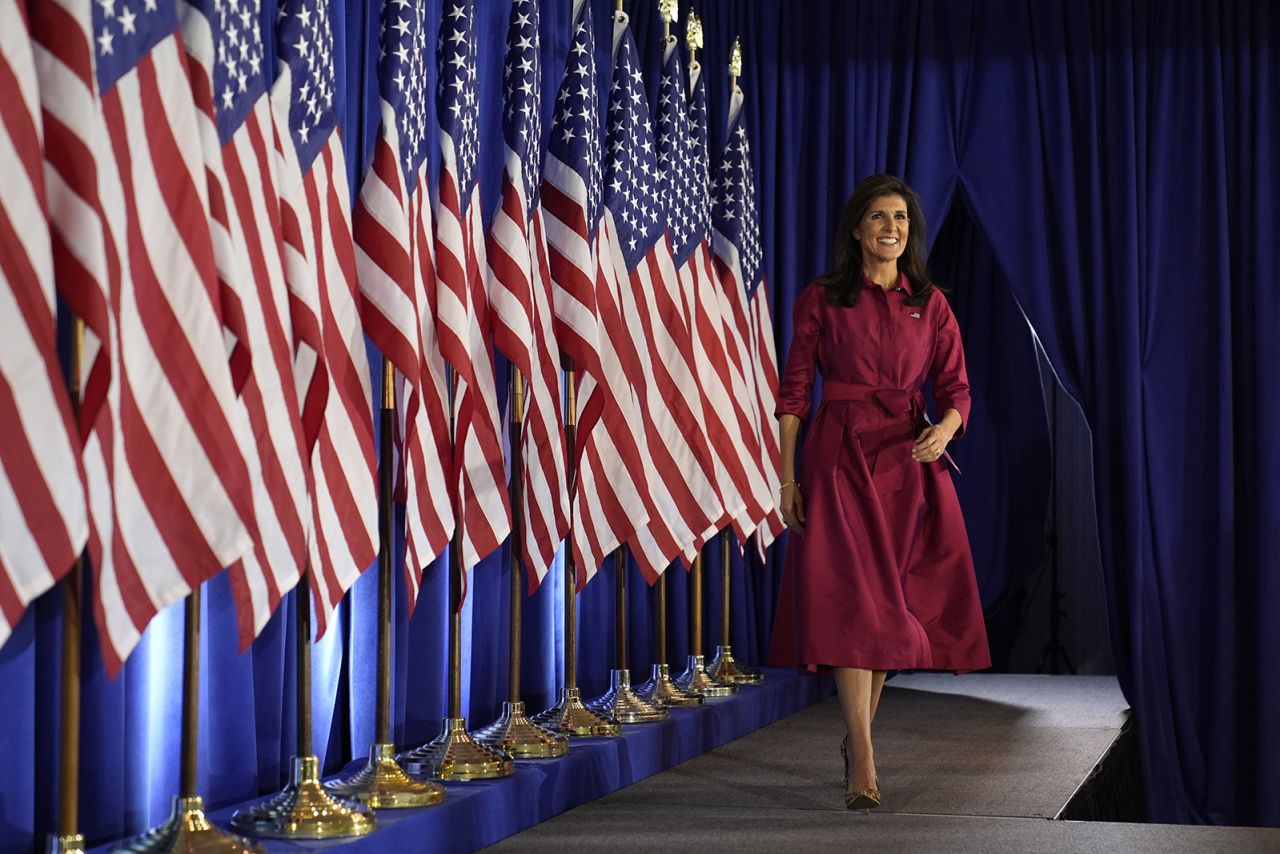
769;174;990;811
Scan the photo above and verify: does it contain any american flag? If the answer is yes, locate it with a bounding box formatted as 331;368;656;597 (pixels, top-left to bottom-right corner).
435;0;511;578
354;0;453;610
0;2;88;649
601;12;734;582
30;0;256;675
657;36;770;549
271;0;378;636
711;81;784;557
179;0;312;649
486;0;570;591
541;0;653;590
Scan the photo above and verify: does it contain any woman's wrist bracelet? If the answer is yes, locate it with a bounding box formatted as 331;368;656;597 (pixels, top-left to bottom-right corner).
779;479;798;492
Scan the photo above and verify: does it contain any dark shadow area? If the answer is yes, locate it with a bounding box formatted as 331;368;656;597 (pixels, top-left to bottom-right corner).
929;191;1113;677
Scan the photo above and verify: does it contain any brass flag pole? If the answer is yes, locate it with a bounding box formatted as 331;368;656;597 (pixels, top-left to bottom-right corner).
400;370;513;779
326;358;446;805
673;10;735;700
638;3;712;708
112;589;262;852
49;321;86;854
674;552;736;697
229;569;374;839
586;549;668;723
474;369;569;757
706;39;764;688
531;365;621;737
707;530;763;685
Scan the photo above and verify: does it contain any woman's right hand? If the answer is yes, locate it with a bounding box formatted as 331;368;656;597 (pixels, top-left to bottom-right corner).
780;482;806;537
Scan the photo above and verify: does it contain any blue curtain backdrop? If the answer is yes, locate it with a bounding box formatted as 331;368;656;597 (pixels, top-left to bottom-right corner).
1;1;1277;849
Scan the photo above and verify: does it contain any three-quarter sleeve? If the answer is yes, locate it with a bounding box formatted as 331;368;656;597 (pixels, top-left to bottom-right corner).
774;283;824;421
929;294;971;437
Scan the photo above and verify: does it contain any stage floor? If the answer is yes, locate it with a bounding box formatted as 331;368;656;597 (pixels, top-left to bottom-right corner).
484;674;1280;853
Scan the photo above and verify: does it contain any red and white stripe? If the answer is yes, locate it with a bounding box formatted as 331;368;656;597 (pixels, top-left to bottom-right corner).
541;156;651;590
270;70;378;638
0;2;88;648
355;102;454;611
31;0;255;675
597;216;733;582
488;152;570;591
435;136;511;577
748;288;785;556
681;238;771;545
712;217;783;555
180;5;312;649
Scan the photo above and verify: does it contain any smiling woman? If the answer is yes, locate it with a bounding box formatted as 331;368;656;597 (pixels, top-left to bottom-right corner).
769;174;991;812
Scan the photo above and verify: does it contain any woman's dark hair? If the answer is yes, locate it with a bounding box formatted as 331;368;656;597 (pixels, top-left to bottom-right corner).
821;174;936;307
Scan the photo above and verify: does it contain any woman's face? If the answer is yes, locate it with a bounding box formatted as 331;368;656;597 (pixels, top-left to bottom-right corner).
853;193;910;267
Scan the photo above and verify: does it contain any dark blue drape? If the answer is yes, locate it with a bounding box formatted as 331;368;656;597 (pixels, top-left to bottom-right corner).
1;2;1276;849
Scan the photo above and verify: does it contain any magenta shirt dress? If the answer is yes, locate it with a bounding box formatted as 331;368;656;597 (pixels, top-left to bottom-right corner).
768;275;991;672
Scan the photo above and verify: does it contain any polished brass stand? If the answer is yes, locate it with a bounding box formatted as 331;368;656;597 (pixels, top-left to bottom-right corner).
636;573;702;706
115;589;263;851
474;370;569;759
400;532;514;778
401;716;514;780
231;577;374;838
531;367;621;738
111;797;259;853
587;551;668;723
326;360;445;807
230;756;374;840
675;554;737;697
707;531;763;685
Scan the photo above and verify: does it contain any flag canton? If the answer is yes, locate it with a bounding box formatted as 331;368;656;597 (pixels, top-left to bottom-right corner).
686;68;713;249
656;43;698;267
502;0;542;214
603;22;662;271
713;110;764;296
277;0;337;172
377;0;431;194
437;1;480;204
93;0;179;93
547;4;601;228
188;0;268;146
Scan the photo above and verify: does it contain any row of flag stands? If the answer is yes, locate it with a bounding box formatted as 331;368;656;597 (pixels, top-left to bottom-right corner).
0;0;783;847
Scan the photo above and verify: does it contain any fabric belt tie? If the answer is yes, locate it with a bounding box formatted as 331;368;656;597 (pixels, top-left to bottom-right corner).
821;381;924;420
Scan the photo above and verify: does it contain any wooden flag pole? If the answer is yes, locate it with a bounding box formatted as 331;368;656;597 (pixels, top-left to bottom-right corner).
531;366;621;736
674;18;739;700
50;323;85;854
115;590;265;850
401;367;513;780
325;358;444;806
705;39;764;688
229;568;374;840
473;370;568;756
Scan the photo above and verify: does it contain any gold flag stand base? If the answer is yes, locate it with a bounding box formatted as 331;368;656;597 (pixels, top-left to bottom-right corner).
47;834;86;854
675;654;738;698
324;743;446;809
636;663;703;707
708;645;764;685
473;701;570;759
587;670;669;723
229;756;374;840
531;687;622;737
110;796;262;853
400;718;514;780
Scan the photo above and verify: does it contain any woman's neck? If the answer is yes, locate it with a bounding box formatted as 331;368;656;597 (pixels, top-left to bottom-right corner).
863;261;898;290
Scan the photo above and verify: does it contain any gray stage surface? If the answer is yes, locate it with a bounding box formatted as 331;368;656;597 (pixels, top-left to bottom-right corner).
484;674;1280;853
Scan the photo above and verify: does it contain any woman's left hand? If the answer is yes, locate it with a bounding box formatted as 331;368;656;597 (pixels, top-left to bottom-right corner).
912;423;955;463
